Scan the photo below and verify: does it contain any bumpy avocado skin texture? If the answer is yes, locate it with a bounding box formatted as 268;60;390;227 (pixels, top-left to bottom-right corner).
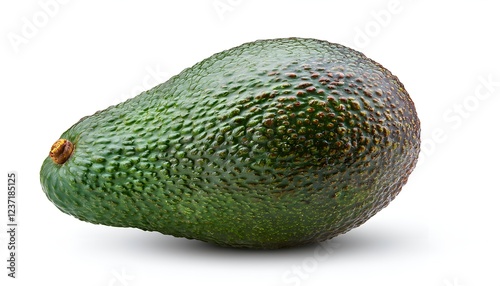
40;38;420;249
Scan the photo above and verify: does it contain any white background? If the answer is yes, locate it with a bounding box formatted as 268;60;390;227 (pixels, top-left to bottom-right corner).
1;1;499;285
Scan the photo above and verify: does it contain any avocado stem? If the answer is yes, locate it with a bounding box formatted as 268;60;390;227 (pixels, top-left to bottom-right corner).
49;139;74;164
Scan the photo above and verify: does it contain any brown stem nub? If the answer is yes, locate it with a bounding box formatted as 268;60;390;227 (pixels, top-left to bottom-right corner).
49;139;74;164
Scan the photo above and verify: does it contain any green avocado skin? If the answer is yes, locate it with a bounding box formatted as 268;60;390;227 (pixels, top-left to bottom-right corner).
40;38;420;249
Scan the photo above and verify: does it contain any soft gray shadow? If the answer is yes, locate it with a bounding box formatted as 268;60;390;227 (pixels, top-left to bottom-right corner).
107;223;429;260
141;232;322;259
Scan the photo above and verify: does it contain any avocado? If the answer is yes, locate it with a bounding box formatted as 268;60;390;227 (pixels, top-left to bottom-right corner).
40;38;420;249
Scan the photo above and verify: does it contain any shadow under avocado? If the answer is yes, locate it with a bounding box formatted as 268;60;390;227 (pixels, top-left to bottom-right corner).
128;222;429;260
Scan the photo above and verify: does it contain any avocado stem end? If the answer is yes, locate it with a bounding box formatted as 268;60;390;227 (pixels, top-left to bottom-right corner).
49;139;74;164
